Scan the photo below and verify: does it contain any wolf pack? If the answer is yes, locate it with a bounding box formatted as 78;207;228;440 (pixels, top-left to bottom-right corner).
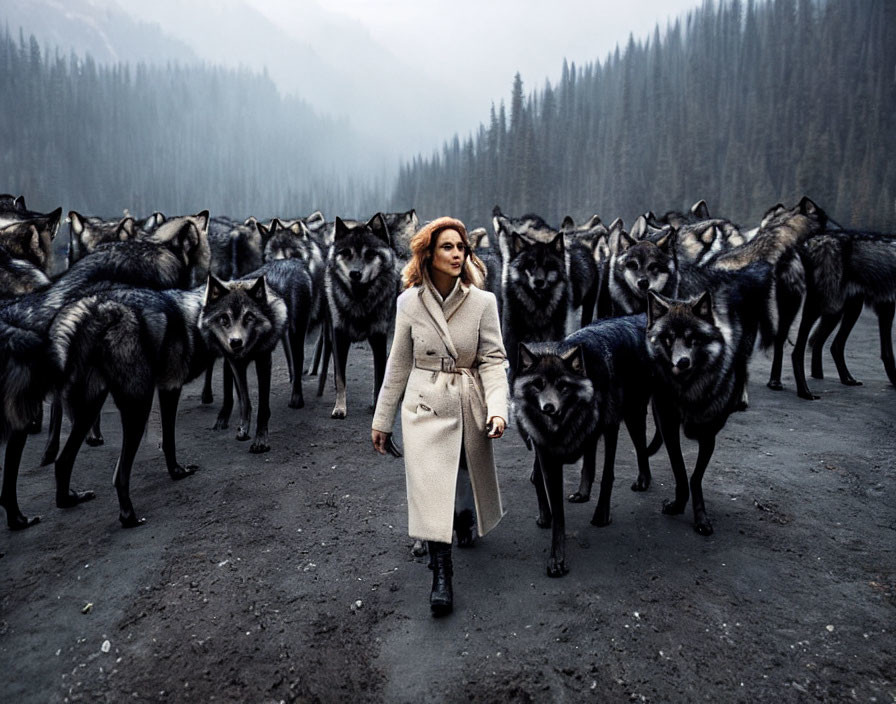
0;192;893;578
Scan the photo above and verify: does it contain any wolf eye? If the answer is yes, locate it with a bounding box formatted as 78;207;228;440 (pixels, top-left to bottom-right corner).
244;312;255;324
683;335;693;348
363;250;377;262
555;381;569;394
218;314;230;326
338;248;352;259
530;377;545;391
625;260;639;270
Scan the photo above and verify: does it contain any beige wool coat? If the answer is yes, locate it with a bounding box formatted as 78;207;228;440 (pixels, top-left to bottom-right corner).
372;279;510;544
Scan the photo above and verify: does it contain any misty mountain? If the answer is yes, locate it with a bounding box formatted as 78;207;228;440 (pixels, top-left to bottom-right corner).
0;0;198;65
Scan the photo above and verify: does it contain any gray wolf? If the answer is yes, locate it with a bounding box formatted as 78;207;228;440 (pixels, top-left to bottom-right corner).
512;315;654;577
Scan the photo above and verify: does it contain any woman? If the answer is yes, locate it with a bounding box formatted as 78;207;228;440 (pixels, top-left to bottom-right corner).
371;216;509;617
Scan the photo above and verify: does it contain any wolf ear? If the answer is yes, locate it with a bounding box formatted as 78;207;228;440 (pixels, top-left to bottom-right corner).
630;214;649;240
117;217;136;241
510;232;527;256
584;214;602;229
700;224;718;245
204;274;229;305
690;199;710;219
560;215;575;231
304;211;325;229
647;290;670;326
14;195;26;211
69;211;84;237
48;207;63;237
560;345;586;376
334;217;350;241
27;224;42;257
550;232;565;254
691;291;714;323
270;218;284;233
517;343;538;374
193;210;210;235
367;212;391;246
255;221;271;243
247;276;268;303
617;230;635;253
655;230;675;252
291;220;311;238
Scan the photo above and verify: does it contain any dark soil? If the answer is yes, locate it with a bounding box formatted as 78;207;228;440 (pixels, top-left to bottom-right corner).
1;314;894;703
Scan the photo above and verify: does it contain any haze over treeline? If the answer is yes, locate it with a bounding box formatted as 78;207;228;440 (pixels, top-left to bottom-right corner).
1;0;893;230
393;0;895;231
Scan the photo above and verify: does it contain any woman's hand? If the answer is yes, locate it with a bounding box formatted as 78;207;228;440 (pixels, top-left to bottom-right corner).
372;429;391;454
486;416;506;439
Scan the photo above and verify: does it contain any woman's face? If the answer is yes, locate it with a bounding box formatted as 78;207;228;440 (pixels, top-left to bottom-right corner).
430;228;467;280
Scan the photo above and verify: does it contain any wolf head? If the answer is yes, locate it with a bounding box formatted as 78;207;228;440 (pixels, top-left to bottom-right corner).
614;230;677;301
68;212;138;266
646;290;724;383
199;274;283;360
759;196;828;243
148;211;211;282
512;342;598;456
0;207;62;273
506;231;567;300
329;214;394;293
260;219;322;275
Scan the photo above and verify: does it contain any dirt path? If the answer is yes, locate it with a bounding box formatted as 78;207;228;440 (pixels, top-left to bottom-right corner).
1;314;894;703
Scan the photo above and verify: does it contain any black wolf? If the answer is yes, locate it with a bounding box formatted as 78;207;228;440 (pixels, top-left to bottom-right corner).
207;216;264;281
608;229;678;315
792;229;896;398
67;212;141;267
0;207;63;273
512;316;654;577
322;214;399;418
645;261;771;535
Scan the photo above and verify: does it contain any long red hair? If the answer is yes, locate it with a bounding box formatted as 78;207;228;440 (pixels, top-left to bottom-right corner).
402;216;486;289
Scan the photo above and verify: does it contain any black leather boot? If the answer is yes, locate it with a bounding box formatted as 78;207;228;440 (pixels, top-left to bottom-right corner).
427;541;453;616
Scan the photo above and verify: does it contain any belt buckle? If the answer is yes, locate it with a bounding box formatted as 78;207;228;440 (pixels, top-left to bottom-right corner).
441;357;456;373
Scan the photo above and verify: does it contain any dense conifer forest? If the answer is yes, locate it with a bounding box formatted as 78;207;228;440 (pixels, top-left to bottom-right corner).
1;0;893;229
391;0;895;230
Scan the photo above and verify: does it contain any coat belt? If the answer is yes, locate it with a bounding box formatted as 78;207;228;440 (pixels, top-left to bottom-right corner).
414;356;476;374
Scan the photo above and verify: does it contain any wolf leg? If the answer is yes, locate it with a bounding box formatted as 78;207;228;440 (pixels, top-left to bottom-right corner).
830;296;863;385
250;352;272;453
230;360;253;441
537;448;568;577
810;312;840;379
113;399;154;528
281;332;295;384
791;294;822;400
159;387;195;479
530;454;551;528
1;430;40;529
370;331;388;412
591;425;619;527
213;361;234;430
657;406;689;516
690;434;716;536
288;312;308;409
307;329;324;376
626;405;652;492
569;434;598;503
40;393;64;466
54;392;106;508
85;413;104;447
768;284;801;390
330;327;350;419
201;359;215;404
875;300;896;387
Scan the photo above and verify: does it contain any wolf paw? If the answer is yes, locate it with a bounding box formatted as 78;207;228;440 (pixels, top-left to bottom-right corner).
119;511;146;528
840;376;862;386
330;407;346;420
631;475;651;492
236;428;251;441
766;380;783;391
168;464;197;480
797;390;820;401
56;489;96;508
85;435;104;447
546;558;568;578
212;418;229;430
288;396;305;409
694;516;714;536
250;440;270;454
536;514;552;529
201;390;214;404
567;491;590;503
8;512;40;530
662;498;687;515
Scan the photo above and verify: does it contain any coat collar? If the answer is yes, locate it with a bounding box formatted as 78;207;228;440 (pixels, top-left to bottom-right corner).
419;272;470;359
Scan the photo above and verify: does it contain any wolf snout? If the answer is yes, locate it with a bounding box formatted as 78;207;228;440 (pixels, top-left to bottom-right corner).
533;278;545;289
229;337;244;351
349;270;362;282
673;357;691;373
637;278;650;290
540;402;558;416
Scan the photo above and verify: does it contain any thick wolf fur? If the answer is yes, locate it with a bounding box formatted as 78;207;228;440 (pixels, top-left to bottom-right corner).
0;294;58;528
48;276;286;527
207;216;263;281
707;197;828;391
792;229;896;399
470;227;503;316
67;212;142;268
645;262;771;536
0;247;51;296
608;229;678;315
207;260;313;425
512;316;654;577
0;207;63;273
322;214;398;418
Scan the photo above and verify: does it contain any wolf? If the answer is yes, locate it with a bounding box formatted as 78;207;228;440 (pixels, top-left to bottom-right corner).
645;261;771;536
48;275;286;527
608;228;678;315
512;316;654;577
382;209;419;263
207;259;313;425
67;212;141;267
206;216;264;281
322;214;399;418
791;229;896;399
0;207;63;273
708;197;828;392
0;245;52;296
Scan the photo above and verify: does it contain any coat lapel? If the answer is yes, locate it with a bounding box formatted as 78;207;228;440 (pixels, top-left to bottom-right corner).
419;282;460;359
